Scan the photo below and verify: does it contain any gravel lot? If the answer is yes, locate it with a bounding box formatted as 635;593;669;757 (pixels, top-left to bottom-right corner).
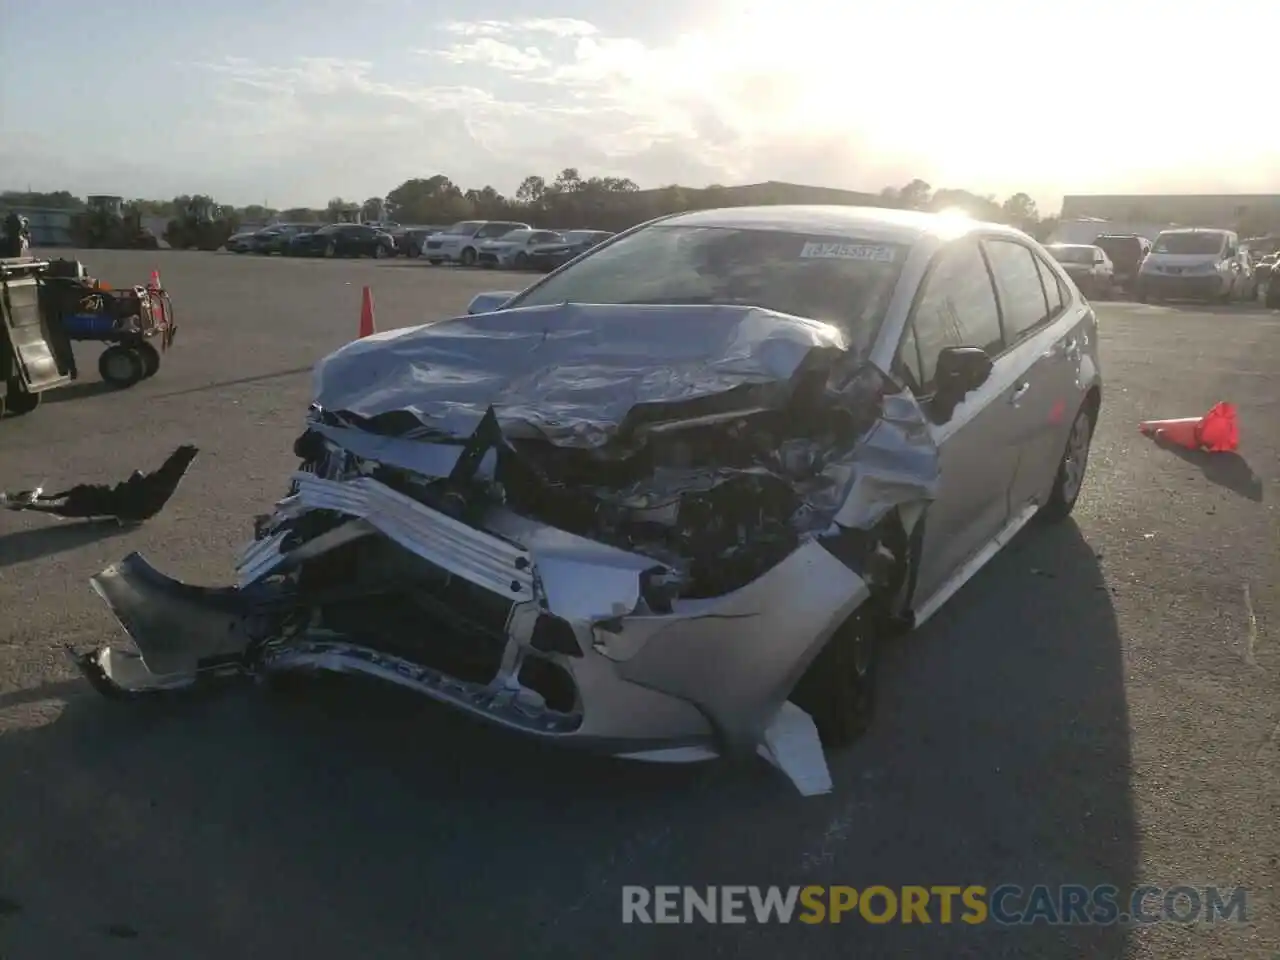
1;250;1276;960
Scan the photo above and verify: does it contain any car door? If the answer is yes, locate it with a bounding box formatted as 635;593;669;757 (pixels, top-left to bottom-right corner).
892;237;1020;608
982;238;1085;513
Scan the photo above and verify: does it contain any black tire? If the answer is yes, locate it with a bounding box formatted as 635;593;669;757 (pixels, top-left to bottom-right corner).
1266;282;1280;309
460;247;477;267
324;241;337;258
1039;401;1095;523
514;251;529;269
1135;285;1148;303
134;341;161;379
373;244;387;259
427;259;442;266
3;379;41;417
98;344;145;388
790;605;881;749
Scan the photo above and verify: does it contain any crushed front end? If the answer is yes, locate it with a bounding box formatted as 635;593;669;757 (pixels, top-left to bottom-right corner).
76;303;940;795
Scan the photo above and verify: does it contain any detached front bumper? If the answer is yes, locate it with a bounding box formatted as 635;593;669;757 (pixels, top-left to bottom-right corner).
77;472;870;790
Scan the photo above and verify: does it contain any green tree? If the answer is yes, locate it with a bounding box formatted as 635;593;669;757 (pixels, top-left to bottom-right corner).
1001;192;1039;229
897;179;932;210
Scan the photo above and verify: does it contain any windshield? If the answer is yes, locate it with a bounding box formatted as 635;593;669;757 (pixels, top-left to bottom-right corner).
496;229;532;243
447;221;485;235
315;225;341;235
509;224;907;353
1153;232;1225;256
1049;246;1096;265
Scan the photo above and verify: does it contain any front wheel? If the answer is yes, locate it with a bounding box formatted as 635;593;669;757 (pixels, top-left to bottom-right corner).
98;344;145;389
373;244;387;259
513;251;529;269
790;605;881;749
460;247;477;267
134;341;162;379
1039;402;1095;523
324;241;336;258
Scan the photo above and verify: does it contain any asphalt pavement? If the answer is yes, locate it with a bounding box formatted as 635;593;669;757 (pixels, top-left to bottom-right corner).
1;250;1276;960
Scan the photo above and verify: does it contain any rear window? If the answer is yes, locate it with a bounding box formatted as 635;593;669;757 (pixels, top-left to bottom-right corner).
1094;236;1142;260
447;221;485;235
1048;246;1096;265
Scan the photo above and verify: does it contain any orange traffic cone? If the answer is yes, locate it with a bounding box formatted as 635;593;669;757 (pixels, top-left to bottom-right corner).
148;269;161;290
1139;401;1238;453
358;285;376;338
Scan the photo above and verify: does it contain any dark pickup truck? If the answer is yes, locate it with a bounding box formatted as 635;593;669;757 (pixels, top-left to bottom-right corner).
1093;234;1150;294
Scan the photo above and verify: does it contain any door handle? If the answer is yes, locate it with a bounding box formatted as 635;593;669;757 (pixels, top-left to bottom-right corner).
1061;337;1079;357
1010;381;1031;403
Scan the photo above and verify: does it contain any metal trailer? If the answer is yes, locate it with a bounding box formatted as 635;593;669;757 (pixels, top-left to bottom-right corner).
0;258;75;418
39;259;177;389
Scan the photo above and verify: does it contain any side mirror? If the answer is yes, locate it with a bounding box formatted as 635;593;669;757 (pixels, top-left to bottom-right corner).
931;346;993;421
466;291;519;315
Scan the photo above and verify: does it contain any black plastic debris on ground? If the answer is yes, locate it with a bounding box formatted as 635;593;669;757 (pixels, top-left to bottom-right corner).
1;445;199;522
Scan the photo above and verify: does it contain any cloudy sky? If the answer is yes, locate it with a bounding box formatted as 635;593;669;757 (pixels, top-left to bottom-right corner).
2;0;1277;212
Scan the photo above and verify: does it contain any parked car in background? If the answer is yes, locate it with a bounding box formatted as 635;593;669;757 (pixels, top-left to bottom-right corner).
1262;253;1280;307
1046;243;1114;298
1136;228;1248;303
1092;234;1149;293
290;223;397;258
284;227;319;256
252;223;315;255
524;229;616;271
477;229;569;269
225;230;260;253
77;205;1102;796
398;225;445;258
423;220;530;266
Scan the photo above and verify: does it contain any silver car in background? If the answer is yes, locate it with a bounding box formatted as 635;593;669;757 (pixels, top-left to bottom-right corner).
74;206;1102;796
422;220;531;267
476;228;569;269
1046;243;1115;298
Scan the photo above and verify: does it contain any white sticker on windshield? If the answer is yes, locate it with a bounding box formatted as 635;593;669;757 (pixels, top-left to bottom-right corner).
799;241;897;262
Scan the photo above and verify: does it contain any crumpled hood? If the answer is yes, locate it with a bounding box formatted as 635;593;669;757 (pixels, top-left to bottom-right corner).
312;302;849;448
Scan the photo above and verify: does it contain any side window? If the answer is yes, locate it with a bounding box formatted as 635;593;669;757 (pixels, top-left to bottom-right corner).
900;238;1003;391
984;239;1051;342
1035;253;1065;315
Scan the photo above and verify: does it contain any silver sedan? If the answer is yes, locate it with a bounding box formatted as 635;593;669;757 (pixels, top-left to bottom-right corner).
73;205;1102;796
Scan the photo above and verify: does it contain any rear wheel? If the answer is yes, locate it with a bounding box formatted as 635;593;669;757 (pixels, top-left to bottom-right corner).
3;379;41;417
790;605;881;749
373;244;387;259
324;241;337;258
98;344;145;388
1039;401;1095;523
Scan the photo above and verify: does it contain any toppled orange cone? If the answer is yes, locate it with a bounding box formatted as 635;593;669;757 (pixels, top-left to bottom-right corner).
1139;401;1239;453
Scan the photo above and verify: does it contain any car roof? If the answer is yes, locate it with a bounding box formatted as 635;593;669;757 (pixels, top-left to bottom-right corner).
658;204;1023;245
1157;227;1230;235
1048;243;1098;250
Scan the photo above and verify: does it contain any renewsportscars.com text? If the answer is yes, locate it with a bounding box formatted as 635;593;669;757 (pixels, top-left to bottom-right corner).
621;884;1249;926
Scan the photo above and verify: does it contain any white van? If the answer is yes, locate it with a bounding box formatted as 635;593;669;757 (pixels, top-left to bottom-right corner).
1135;228;1248;303
422;220;531;267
